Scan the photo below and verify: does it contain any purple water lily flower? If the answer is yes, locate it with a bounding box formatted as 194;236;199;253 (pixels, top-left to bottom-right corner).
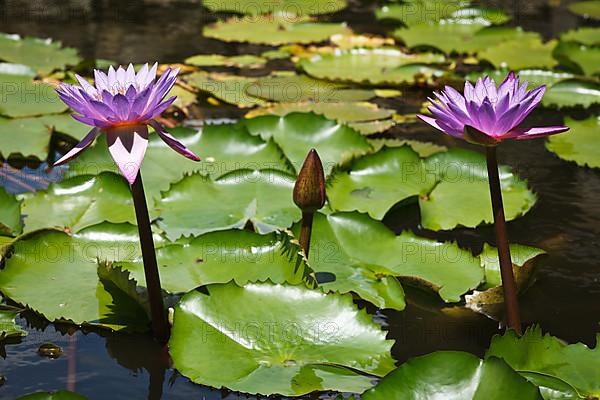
418;72;568;145
54;63;200;184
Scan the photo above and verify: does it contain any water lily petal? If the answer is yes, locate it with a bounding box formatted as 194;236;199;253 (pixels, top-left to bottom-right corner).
507;125;570;140
150;121;201;161
417;114;463;138
53;128;100;166
139;96;176;121
106;125;149;184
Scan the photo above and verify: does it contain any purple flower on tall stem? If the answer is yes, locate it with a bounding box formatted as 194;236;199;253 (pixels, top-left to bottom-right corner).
54;64;201;343
418;72;569;334
54;63;200;184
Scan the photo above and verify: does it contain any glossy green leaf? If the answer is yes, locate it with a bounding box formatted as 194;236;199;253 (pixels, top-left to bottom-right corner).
479;38;558;70
203;0;347;15
368;138;447;157
120;230;315;293
0;117;49;159
170;282;395;396
487;326;600;398
542;78;600;108
185;54;267;68
299;48;446;85
204;16;350;45
362;351;543;400
0;187;22;236
0;309;27;339
561;27;600;45
520;372;582;400
242;112;372;175
156;170;300;240
553;41;600;76
184;71;266;108
0;76;66;118
0;34;81;75
568;1;600;19
21;172;138;233
0;224;150;331
376;0;470;26
299;212;483;307
466;69;575;89
479;244;546;289
546;116;600;168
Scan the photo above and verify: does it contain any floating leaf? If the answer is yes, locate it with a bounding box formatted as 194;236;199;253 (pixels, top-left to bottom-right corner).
487;326;600;398
0;75;66;118
0;309;27;339
170;282;395;396
204;16;350;45
0;224;150;331
368;138;447;157
568;0;600;19
120;230;315;293
546;116;600;168
0;117;51;159
561;27;600;45
328;146;536;230
300;212;483;307
466;69;575;89
362;351;543;400
542;78;600;108
168;84;198;110
242;112;372;175
0;62;36;77
245;73;375;102
21;172;138;233
376;0;469;26
0;187;22;236
203;0;347;15
479;38;558;70
184;71;266;108
156;170;300;240
299;48;445;85
553;41;600;76
0;34;81;75
185;54;267;68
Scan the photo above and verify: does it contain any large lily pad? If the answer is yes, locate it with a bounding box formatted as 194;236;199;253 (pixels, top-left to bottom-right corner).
184;71;266;108
568;0;600;19
156;170;300;240
327;146;536;230
299;48;445;85
487;326;600;399
0;187;22;236
204;16;350;45
120;230;315;293
0;309;27;339
299;212;483;307
467;69;575;89
362;351;543;400
542;78;600;108
203;0;347;15
0;224;150;331
376;0;469;26
169;282;395;396
0;34;81;75
546;116;600;168
21;172;138;233
553;41;600;76
0;74;66;118
241;112;372;175
185;54;267;69
561;27;600;45
479;38;558;70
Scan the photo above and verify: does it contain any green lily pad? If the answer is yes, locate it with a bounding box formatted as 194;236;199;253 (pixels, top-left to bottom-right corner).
546;116;600;168
299;48;446;85
204;16;350;45
0;115;73;159
299;212;484;307
561;27;600;45
21;172;138;233
479;38;558;70
168;84;198;110
245;73;375;103
203;0;347;15
0;187;22;236
40;113;95;141
0;62;36;77
376;0;469;26
185;54;267;68
0;34;81;75
156;170;300;240
183;71;265;108
368;138;447;157
348;119;397;135
242;112;372;175
0;224;151;331
466;69;575;89
0;309;27;339
487;326;600;399
328;146;536;230
553;41;600;76
170;282;395;396
568;0;600;19
0;75;66;118
119;230;315;293
362;351;543;400
542;78;600;108
66;126;290;200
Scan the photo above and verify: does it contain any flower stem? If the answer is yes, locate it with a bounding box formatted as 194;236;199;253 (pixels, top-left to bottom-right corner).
299;212;315;257
486;146;522;334
130;172;169;343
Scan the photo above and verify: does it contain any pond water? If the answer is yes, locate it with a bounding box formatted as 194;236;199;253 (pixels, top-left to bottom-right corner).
0;0;598;399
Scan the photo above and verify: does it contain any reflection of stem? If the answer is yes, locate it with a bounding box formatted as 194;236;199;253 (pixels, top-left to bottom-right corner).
130;172;169;343
67;333;77;392
147;364;165;400
486;146;522;334
299;212;315;257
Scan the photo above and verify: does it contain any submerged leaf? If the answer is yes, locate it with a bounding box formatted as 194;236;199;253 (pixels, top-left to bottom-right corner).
0;309;27;340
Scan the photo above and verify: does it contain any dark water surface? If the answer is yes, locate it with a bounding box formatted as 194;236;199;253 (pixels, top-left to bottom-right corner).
0;0;598;399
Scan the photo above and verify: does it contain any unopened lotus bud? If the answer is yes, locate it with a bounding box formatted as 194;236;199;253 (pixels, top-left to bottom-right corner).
294;149;326;213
